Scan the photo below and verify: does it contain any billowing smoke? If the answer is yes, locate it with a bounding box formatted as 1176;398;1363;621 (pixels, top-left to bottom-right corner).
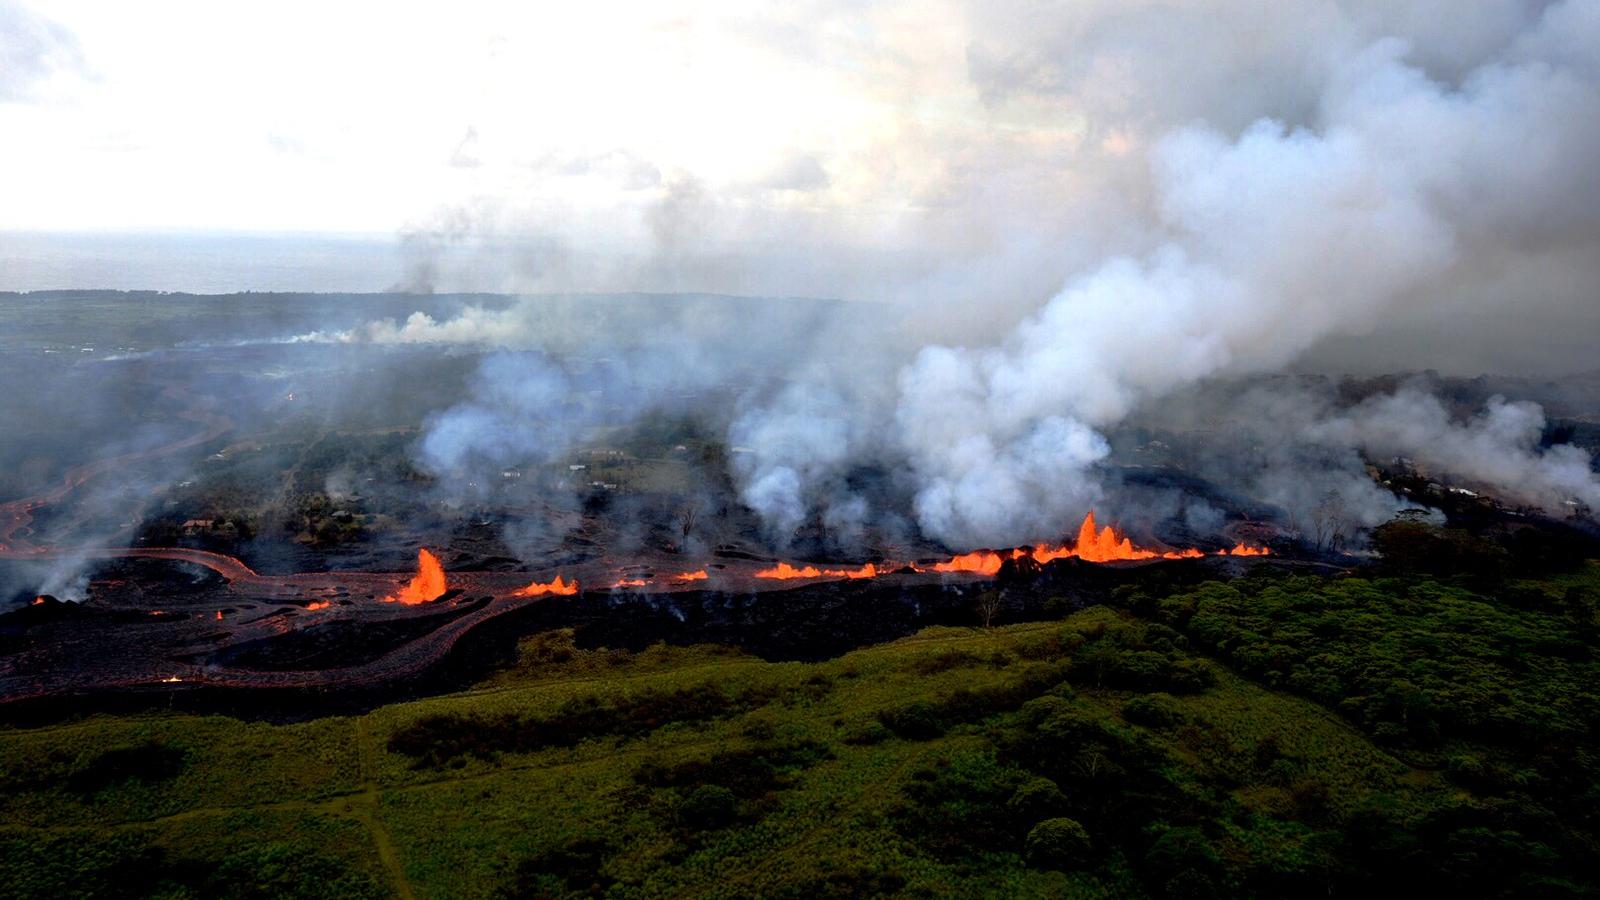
1312;387;1600;516
314;306;532;347
794;1;1600;546
324;1;1600;553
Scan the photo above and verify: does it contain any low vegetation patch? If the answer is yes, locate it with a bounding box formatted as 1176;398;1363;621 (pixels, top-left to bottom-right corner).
388;682;780;767
4;566;1599;897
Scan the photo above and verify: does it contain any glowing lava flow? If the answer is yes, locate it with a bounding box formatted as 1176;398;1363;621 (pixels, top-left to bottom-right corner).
754;562;825;579
672;570;709;582
754;561;885;580
513;574;578;597
385;548;447;605
305;601;331;611
756;511;1269;582
1070;510;1204;562
932;551;1008;576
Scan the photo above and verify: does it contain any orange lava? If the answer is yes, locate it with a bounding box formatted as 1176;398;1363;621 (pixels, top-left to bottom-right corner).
306;601;330;611
613;578;649;588
933;551;1006;576
1021;543;1076;565
754;562;823;579
214;610;223;620
385;548;447;605
672;570;710;582
755;561;884;580
513;574;578;597
1046;511;1216;562
757;511;1267;583
30;596;46;606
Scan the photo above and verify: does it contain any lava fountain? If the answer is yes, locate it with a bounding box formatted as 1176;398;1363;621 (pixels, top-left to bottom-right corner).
385;548;447;604
757;510;1269;581
513;574;579;597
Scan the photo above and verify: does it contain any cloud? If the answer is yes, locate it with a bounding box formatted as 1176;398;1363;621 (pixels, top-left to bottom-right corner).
0;0;84;103
759;153;830;192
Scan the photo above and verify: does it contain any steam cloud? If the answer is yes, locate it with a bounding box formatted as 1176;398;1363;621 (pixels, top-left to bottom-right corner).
336;0;1600;551
780;0;1600;547
1312;387;1600;516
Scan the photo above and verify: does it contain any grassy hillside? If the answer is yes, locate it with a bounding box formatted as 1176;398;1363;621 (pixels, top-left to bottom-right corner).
2;565;1597;898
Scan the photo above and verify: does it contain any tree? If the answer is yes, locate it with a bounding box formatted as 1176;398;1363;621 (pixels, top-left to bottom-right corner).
1309;490;1348;552
975;590;1004;628
1143;826;1225;899
674;503;699;550
1024;817;1092;869
679;784;738;829
1007;777;1069;826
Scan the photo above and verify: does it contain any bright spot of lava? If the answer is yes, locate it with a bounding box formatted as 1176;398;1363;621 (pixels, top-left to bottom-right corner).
513;574;578;597
385;548;447;604
758;510;1268;581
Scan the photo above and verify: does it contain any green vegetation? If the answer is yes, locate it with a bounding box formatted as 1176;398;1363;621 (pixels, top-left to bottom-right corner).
3;564;1599;897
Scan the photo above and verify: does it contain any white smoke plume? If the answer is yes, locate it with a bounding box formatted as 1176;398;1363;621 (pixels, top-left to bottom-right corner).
872;2;1600;546
1312;387;1600;516
321;1;1600;551
297;306;529;346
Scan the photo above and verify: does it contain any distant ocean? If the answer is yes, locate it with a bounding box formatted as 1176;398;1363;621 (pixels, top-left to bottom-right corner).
0;231;403;294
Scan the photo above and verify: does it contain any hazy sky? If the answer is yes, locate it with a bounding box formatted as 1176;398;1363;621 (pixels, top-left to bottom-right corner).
3;0;1596;366
1;2;995;235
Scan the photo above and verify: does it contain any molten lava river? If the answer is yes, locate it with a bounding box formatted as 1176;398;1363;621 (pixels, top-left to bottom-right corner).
0;392;1272;706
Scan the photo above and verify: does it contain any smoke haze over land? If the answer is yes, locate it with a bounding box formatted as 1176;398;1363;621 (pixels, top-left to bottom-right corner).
3;0;1599;556
277;1;1600;548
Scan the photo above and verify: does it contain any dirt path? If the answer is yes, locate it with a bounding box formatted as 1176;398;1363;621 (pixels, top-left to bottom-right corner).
355;718;419;900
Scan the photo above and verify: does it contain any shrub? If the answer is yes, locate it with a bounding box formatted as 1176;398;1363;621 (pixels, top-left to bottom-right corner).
894;750;1027;857
769;861;907;899
1070;646;1215;694
1024;817;1092;869
1123;694;1184;728
389;683;779;768
911;648;984;674
503;837;613;899
1007;777;1070;826
841;720;892;745
1143;826;1225;899
67;742;188;794
876;701;946;740
636;740;833;800
679;784;739;829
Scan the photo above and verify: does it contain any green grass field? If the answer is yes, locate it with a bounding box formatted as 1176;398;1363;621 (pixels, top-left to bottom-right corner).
3;567;1597;898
